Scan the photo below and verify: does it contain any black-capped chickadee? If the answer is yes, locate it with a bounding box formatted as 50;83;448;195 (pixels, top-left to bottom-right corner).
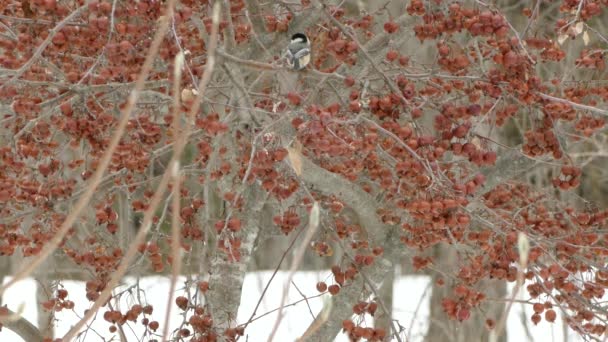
286;33;311;71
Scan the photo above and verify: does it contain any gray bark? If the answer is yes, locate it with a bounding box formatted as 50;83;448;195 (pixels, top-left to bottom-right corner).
206;186;266;332
425;243;506;342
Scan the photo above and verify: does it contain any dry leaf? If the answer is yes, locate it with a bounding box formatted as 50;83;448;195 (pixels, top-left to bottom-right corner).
287;147;302;176
557;34;568;45
583;31;590;46
573;21;584;36
297;292;332;341
518;232;530;268
181;88;197;103
309;201;320;231
174;51;184;75
471;136;482;149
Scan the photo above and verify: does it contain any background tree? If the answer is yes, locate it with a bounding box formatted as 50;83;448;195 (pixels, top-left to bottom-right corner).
1;0;608;341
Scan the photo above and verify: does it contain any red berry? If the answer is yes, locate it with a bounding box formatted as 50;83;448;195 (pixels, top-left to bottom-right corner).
545;309;557;323
386;50;399;62
328;284;340;295
344;76;355;87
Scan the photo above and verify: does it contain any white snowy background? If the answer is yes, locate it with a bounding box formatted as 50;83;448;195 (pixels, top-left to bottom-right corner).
1;272;582;341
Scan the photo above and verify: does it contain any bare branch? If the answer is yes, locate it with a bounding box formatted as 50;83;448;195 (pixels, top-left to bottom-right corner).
161;51;185;342
0;306;43;342
0;4;88;88
321;4;410;107
62;0;221;338
538;92;608;117
218;49;345;80
267;202;321;341
0;0;173;297
300;155;387;243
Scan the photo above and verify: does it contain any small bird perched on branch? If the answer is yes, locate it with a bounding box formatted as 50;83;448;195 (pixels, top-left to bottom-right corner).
286;33;311;71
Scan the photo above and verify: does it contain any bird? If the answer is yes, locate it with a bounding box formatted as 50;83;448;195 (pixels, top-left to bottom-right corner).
286;33;311;71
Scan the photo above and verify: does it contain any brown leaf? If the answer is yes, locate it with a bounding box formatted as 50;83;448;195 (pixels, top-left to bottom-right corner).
287;141;303;176
287;147;302;176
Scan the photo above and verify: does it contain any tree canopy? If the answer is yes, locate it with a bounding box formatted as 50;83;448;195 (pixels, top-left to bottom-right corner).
1;0;608;341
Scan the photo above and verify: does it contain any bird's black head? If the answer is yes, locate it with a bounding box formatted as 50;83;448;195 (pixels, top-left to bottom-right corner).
291;33;308;43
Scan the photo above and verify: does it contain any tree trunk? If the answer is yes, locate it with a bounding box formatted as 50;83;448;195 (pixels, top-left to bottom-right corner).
375;267;394;340
425;243;506;342
36;278;54;339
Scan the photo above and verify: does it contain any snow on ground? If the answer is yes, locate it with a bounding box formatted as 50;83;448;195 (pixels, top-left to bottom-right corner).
1;273;582;341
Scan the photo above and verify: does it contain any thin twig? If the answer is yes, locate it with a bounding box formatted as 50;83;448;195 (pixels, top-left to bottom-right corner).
0;14;85;26
333;238;404;342
322;4;409;106
63;2;221;339
236;210;308;340
242;293;326;326
291;280;316;320
267;202;321;342
161;51;185;342
218;49;345;80
490;234;529;342
362;117;435;180
0;4;88;88
62;1;215;340
0;0;170;298
406;281;432;342
538;92;608;116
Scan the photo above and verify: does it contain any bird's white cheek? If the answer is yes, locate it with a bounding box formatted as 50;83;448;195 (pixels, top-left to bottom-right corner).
300;54;311;67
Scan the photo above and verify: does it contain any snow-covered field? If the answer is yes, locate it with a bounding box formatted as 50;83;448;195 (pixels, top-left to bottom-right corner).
1;273;580;341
